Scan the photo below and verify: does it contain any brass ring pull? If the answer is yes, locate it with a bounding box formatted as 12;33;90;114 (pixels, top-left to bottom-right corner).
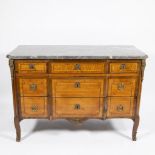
120;64;126;70
74;82;80;88
74;64;81;70
31;105;38;112
117;105;124;112
30;84;37;91
117;83;125;91
74;104;80;110
29;64;35;69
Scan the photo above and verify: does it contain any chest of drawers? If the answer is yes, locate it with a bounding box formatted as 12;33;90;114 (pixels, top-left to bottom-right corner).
7;45;148;142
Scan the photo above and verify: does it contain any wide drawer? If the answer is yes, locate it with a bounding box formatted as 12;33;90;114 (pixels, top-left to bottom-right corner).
20;97;48;117
109;62;139;73
52;79;104;97
51;61;105;73
19;78;47;96
107;97;134;117
16;61;47;73
53;98;103;118
108;78;137;96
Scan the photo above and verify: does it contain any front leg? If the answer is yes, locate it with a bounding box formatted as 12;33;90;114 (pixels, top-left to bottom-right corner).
14;116;21;142
132;115;140;141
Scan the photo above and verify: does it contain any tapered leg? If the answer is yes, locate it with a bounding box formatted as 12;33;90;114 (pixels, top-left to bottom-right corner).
132;116;140;141
14;117;21;142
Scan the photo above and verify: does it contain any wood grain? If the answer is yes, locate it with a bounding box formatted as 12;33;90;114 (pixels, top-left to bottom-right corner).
19;78;47;96
110;62;139;73
16;61;47;73
108;78;137;96
51;61;105;73
107;97;134;118
52;79;104;97
53;97;103;118
20;97;48;117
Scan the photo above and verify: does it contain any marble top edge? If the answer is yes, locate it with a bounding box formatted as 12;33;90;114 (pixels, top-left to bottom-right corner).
6;55;148;59
7;45;148;60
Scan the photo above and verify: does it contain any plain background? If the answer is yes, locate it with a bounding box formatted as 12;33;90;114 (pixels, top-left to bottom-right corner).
0;0;155;155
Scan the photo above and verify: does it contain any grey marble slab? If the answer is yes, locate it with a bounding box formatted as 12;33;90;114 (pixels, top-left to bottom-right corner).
6;45;148;59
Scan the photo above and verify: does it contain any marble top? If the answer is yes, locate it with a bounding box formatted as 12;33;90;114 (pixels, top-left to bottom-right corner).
7;45;148;59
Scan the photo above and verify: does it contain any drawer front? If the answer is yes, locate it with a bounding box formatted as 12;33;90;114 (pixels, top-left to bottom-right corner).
108;78;137;96
19;79;47;96
52;79;104;97
53;98;103;118
51;62;105;73
110;62;139;73
16;62;47;73
21;97;48;117
107;97;134;117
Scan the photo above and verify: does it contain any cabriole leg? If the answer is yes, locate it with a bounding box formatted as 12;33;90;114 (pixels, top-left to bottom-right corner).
14;117;21;142
132;116;140;141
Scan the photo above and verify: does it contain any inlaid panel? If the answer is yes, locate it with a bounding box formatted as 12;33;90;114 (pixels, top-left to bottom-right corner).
51;62;105;73
20;97;48;117
53;97;103;118
19;78;47;96
110;62;139;73
108;78;137;96
107;97;134;117
16;61;47;73
52;79;104;97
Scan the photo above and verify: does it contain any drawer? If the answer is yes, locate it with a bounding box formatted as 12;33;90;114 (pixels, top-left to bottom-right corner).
107;97;134;117
16;61;47;73
108;78;137;96
20;97;48;117
53;98;103;118
52;79;104;97
19;78;47;96
109;62;139;73
51;61;105;73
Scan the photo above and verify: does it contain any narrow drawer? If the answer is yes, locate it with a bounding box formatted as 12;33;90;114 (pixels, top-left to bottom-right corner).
16;61;47;73
19;78;47;96
108;78;137;96
52;79;104;97
51;61;105;73
53;98;103;118
109;62;139;73
20;97;48;117
107;97;134;117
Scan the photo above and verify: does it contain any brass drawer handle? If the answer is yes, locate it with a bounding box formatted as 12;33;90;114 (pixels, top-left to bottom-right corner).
29;64;35;69
74;64;81;70
74;82;80;88
74;104;80;110
31;105;38;112
120;64;126;70
30;84;37;91
117;105;124;112
117;83;125;91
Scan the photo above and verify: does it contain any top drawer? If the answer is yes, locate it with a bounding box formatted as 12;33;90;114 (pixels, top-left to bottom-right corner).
51;61;105;73
109;62;139;73
16;61;47;73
